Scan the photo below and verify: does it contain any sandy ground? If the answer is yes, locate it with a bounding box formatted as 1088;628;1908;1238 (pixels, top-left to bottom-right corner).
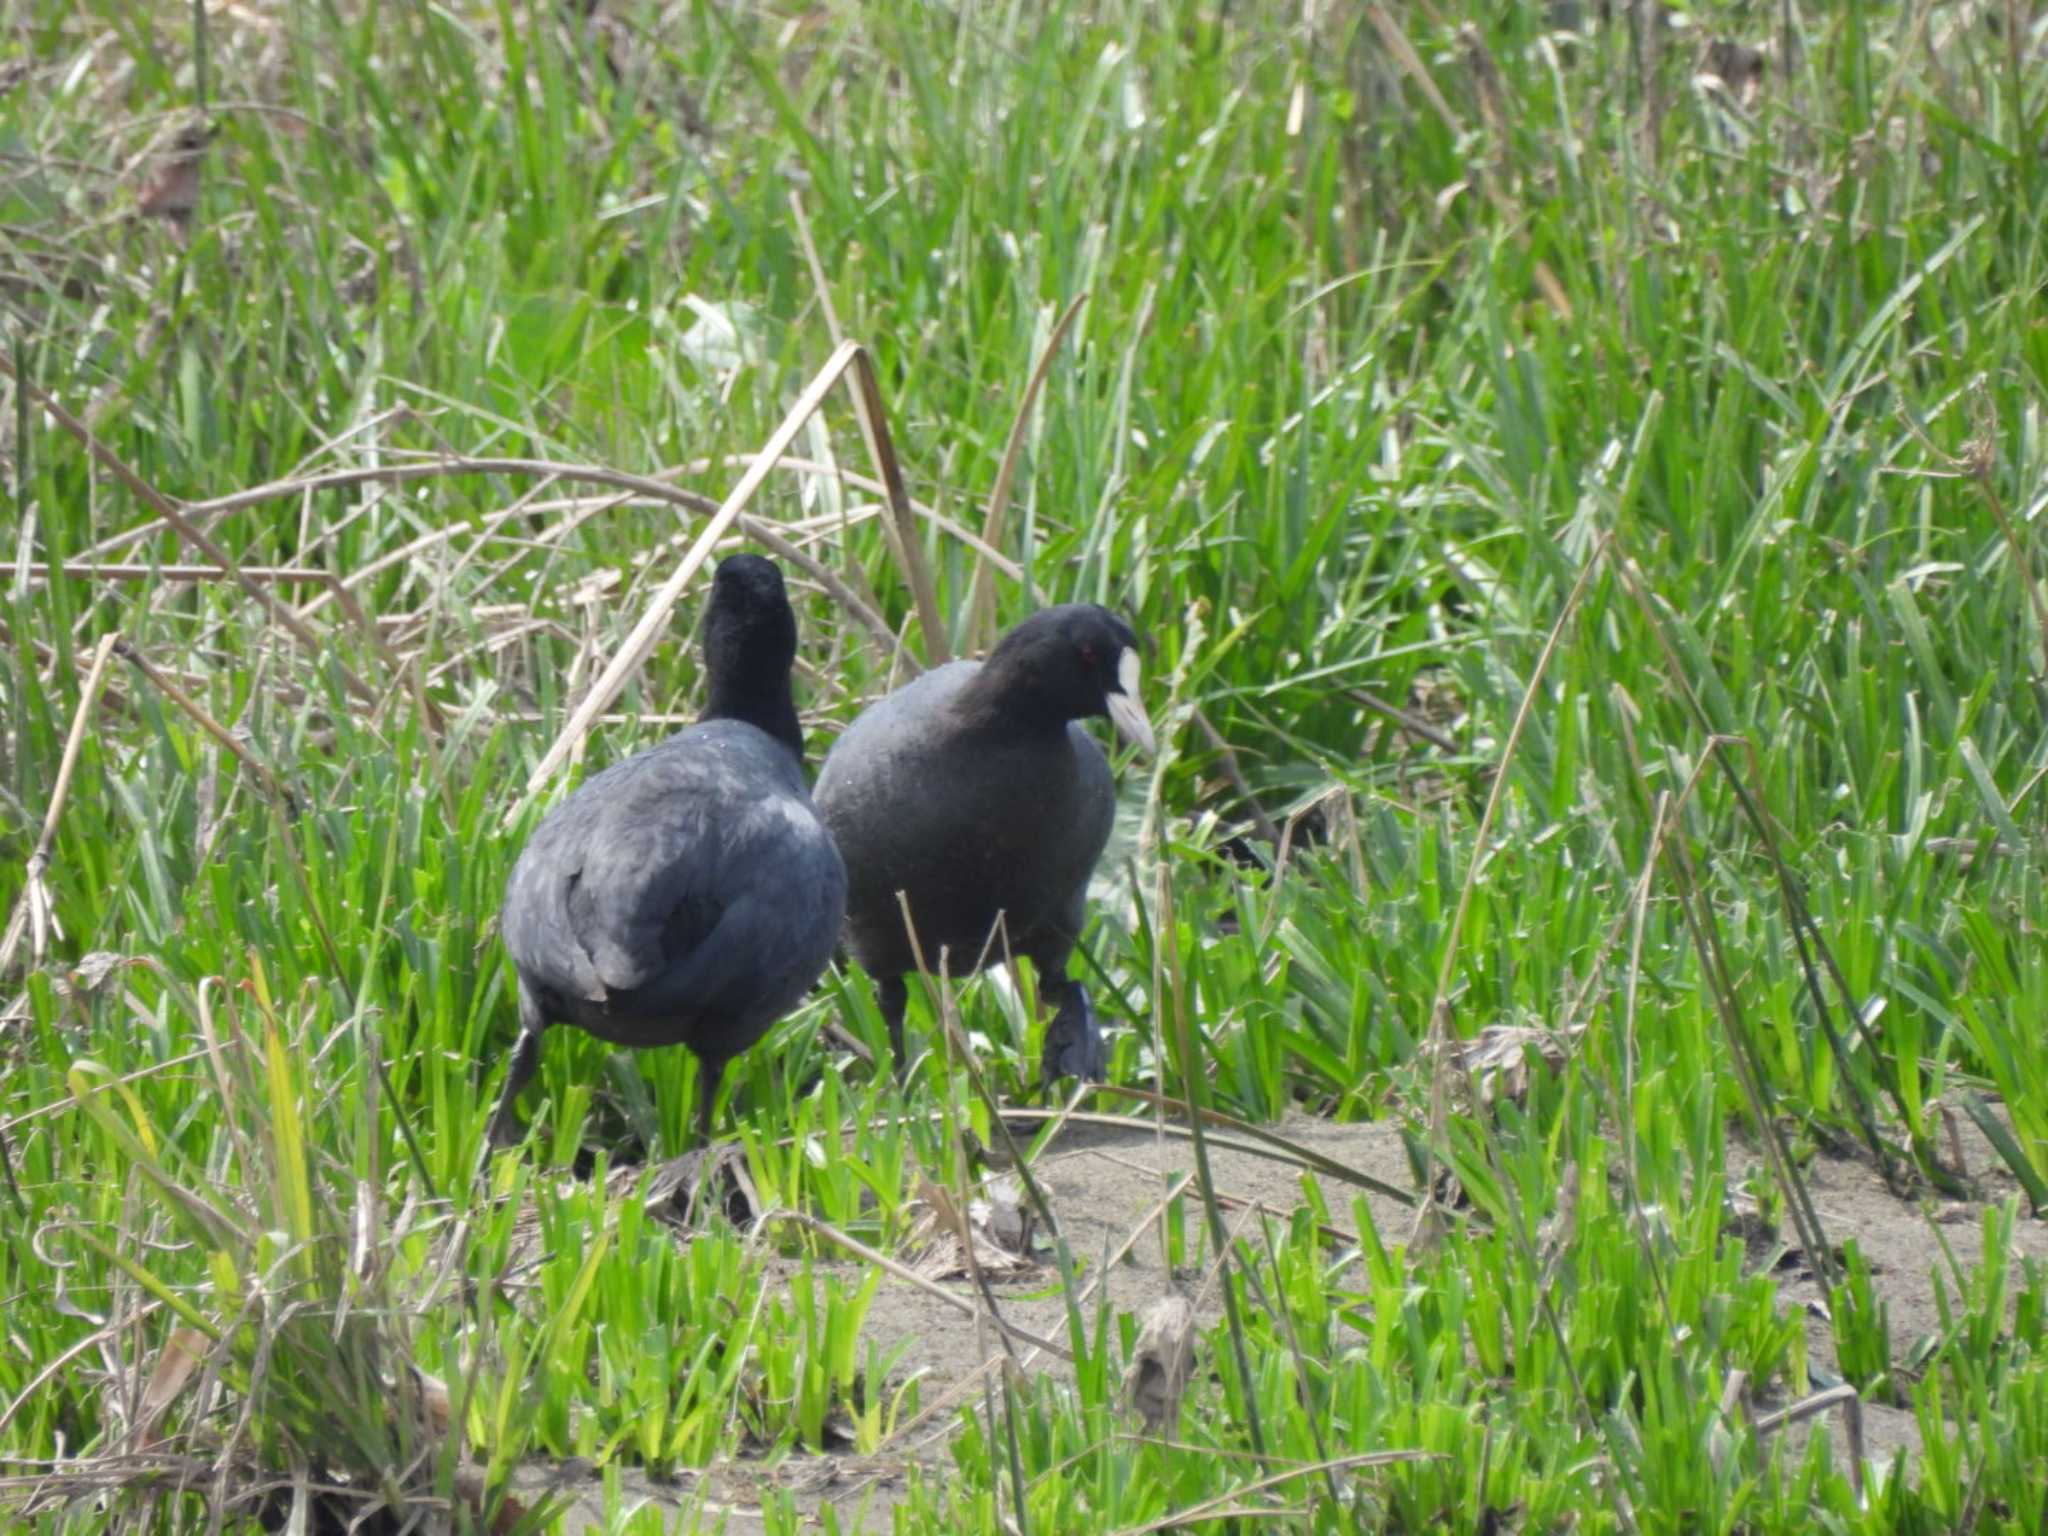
508;1109;2048;1533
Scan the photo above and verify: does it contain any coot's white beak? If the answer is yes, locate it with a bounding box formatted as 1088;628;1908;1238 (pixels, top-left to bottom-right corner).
1105;647;1156;755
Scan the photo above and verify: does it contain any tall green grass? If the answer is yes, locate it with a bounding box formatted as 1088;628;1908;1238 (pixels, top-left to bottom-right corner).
6;1;2048;1530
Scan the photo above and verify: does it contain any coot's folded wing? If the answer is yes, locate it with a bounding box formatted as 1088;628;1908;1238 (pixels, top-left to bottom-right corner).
510;725;839;1023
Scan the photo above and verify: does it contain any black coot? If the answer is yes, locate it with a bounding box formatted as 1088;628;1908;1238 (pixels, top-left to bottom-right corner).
814;603;1153;1086
488;554;846;1149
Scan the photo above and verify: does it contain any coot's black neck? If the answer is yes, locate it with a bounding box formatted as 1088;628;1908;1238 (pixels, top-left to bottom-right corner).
704;682;805;761
951;658;1080;741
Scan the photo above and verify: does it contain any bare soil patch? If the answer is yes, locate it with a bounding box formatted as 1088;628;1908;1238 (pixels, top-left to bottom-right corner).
516;1112;2047;1533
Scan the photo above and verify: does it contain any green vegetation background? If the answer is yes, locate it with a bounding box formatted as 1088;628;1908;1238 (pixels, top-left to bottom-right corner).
4;2;2047;1531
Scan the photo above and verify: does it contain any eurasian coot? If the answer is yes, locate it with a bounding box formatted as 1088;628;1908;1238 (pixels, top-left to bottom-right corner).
814;603;1152;1086
487;554;846;1149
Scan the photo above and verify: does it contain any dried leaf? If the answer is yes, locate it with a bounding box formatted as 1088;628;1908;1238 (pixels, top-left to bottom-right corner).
569;568;620;607
904;1176;1043;1281
137;120;215;226
1434;1022;1583;1109
971;1176;1032;1257
58;951;132;997
1121;1294;1195;1433
409;1366;452;1440
135;1326;209;1448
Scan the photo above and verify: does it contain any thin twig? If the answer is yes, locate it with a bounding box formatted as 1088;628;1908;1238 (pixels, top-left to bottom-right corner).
968;293;1089;651
522;340;953;796
110;642;348;982
999;1099;1420;1209
1609;551;1906;1188
10;559;438;736
85;456;1020;582
110;641;291;808
1102;1449;1435;1536
1422;536;1611;1120
1664;827;1839;1291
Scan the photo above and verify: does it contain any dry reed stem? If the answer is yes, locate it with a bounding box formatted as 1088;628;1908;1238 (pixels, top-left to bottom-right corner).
523;339;948;797
82;455;1018;581
788;188;844;343
11;562;335;584
846;346;951;664
0;632;120;976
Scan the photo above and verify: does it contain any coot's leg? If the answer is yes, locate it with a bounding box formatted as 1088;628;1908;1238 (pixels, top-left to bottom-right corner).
1029;916;1106;1088
878;974;910;1082
1038;973;1107;1088
695;1053;726;1148
484;983;549;1152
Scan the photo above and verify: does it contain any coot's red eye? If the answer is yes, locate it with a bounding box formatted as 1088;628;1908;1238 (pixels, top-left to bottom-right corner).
1079;644;1097;666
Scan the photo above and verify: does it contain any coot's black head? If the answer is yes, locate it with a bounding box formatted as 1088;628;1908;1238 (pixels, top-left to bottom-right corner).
701;554;804;757
967;603;1155;753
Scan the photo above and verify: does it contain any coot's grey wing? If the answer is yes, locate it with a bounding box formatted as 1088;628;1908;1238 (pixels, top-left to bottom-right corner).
624;816;845;1025
562;767;729;995
1003;722;1116;955
503;725;811;1005
556;728;818;996
502;780;618;1006
1019;726;1117;1085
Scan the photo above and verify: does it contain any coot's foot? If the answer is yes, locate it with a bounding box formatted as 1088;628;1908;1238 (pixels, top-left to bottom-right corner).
1040;980;1106;1088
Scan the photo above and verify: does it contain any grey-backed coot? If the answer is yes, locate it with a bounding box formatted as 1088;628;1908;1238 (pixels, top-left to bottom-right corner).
814;603;1153;1086
487;554;847;1149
